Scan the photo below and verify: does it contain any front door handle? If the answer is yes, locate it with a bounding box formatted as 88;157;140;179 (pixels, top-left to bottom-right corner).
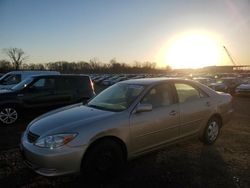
169;110;177;116
206;101;211;107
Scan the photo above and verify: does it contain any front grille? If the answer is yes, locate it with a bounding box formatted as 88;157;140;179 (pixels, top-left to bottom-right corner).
27;131;39;143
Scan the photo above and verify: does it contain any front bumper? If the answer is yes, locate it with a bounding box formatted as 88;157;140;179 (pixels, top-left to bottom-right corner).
20;135;87;177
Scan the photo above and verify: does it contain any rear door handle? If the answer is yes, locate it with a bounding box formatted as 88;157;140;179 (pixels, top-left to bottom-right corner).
206;101;211;107
169;110;177;116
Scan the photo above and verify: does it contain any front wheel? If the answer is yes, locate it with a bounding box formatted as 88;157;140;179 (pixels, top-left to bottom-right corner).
202;117;221;145
0;106;19;125
82;139;125;181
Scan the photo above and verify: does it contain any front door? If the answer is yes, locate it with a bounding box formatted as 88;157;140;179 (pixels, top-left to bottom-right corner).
130;83;180;154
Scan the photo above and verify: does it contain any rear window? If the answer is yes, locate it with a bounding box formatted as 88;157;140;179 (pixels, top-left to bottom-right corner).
56;76;91;91
74;77;91;89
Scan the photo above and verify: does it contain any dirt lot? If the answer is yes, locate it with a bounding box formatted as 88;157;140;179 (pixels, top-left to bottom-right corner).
0;96;249;188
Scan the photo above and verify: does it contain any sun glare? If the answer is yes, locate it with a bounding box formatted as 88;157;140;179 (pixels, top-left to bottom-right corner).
165;33;221;69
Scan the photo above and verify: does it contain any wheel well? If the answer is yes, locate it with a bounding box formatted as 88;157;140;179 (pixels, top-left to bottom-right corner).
82;136;128;165
209;114;223;127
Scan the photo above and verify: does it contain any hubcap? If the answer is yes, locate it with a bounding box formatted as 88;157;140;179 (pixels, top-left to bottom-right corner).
207;121;219;142
0;108;18;124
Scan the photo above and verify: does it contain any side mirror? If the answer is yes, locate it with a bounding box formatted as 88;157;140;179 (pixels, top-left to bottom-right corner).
135;103;152;113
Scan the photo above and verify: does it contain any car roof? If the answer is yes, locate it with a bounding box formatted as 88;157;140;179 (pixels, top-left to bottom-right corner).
121;77;219;97
30;74;89;79
4;70;59;75
120;77;191;85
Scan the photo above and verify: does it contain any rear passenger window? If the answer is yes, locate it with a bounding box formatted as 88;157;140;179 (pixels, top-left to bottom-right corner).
175;83;206;103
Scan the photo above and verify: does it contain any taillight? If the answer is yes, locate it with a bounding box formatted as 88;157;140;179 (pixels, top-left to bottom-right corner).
91;80;94;89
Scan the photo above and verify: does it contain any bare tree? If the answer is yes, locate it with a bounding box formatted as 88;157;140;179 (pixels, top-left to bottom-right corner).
3;48;28;70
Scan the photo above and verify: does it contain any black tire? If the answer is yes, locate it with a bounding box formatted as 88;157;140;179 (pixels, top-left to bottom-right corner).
202;117;221;145
82;139;125;181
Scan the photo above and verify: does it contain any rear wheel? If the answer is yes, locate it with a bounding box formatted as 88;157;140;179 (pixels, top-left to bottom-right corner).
202;117;221;145
0;105;19;125
82;139;125;181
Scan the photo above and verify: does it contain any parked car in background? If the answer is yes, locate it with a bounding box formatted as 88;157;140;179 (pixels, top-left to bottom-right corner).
209;82;228;93
21;78;233;178
109;76;128;85
0;71;60;89
0;74;95;125
193;77;215;86
101;75;121;86
94;75;112;84
209;77;241;94
219;77;242;94
235;78;250;96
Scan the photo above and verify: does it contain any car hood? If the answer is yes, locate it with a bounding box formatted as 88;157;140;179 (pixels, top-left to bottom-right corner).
28;104;115;136
0;89;13;94
0;84;14;89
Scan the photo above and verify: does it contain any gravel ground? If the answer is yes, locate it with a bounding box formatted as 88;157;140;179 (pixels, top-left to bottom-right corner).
0;96;249;188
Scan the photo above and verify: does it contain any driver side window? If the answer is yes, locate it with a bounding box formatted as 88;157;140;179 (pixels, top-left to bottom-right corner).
31;78;55;90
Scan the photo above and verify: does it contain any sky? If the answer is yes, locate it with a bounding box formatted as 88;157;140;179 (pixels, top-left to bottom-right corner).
0;0;250;68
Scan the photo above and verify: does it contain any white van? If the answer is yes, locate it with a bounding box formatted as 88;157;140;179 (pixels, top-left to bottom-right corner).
0;71;60;89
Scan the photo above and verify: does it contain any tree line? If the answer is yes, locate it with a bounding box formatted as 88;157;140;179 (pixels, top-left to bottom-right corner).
0;48;171;74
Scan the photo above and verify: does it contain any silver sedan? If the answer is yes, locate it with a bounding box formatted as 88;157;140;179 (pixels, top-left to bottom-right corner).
20;78;233;178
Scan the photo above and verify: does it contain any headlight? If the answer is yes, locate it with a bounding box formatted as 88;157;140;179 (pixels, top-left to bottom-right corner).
34;133;78;149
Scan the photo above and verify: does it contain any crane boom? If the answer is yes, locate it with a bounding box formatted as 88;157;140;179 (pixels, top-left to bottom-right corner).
223;46;236;65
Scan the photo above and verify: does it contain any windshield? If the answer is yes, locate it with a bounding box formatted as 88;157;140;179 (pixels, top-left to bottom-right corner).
0;74;10;82
11;77;34;91
0;74;21;85
88;83;145;112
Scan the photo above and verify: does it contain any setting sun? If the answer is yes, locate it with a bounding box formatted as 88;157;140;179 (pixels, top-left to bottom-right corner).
165;33;221;69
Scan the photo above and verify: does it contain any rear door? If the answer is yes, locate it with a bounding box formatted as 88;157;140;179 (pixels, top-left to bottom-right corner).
130;83;180;154
174;82;212;137
22;77;58;107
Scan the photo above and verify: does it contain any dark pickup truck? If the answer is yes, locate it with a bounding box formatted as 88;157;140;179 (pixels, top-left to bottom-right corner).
0;74;95;125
